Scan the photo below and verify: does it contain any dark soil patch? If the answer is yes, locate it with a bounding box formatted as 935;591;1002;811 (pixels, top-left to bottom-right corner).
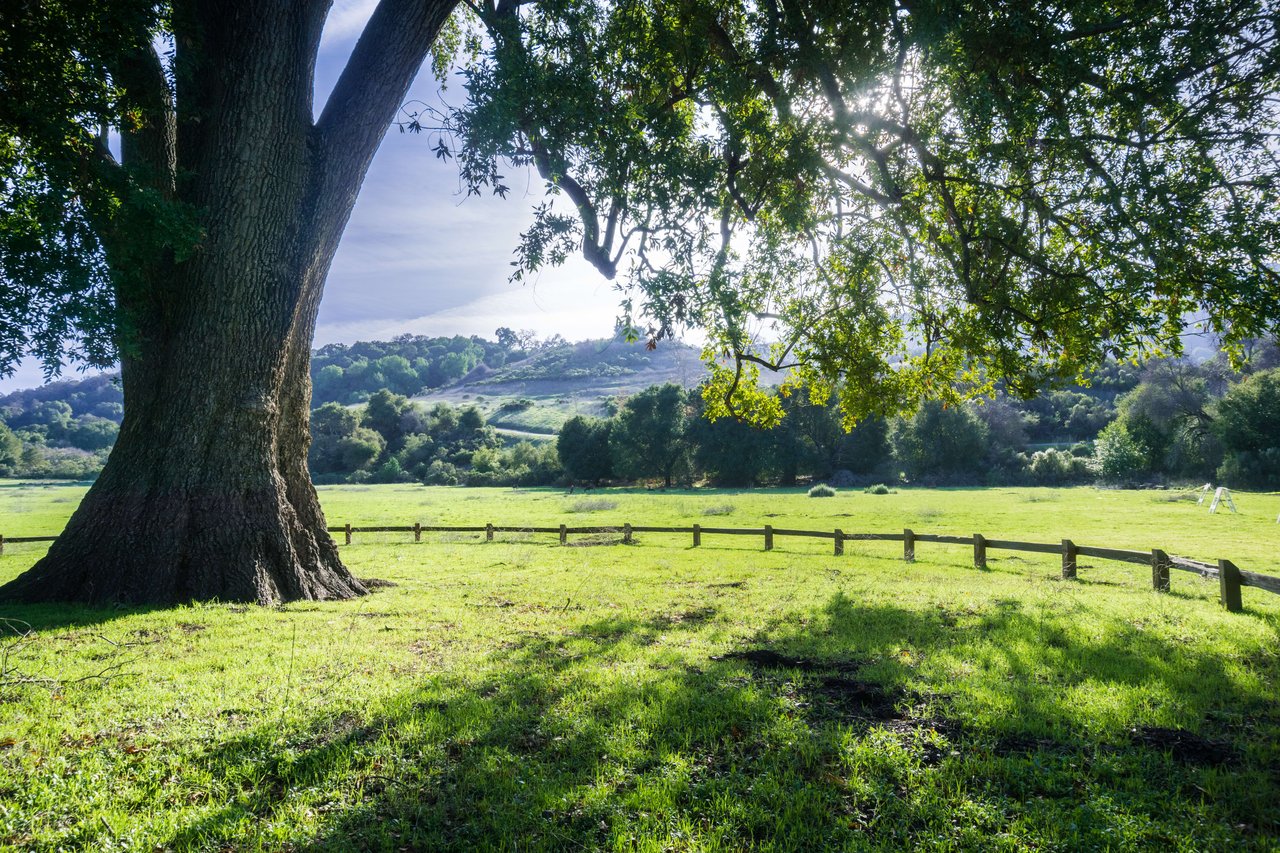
991;733;1075;757
469;598;515;608
1130;726;1236;766
714;649;866;672
655;607;717;628
707;581;747;589
359;577;398;590
808;675;906;720
717;647;911;724
992;726;1238;767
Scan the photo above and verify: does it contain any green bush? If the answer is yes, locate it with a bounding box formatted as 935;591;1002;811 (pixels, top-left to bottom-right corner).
863;483;892;495
889;401;989;483
1213;368;1280;490
1027;449;1092;485
370;456;409;483
1094;421;1149;483
423;459;460;485
808;484;837;497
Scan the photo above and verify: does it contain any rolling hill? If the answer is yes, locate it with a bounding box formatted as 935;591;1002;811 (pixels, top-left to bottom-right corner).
409;336;706;437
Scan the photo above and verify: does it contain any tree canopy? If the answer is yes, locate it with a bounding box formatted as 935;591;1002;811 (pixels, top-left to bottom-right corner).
7;1;1279;424
438;0;1280;424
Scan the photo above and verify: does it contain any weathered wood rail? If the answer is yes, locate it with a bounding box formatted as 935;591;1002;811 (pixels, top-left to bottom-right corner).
321;522;1275;611
3;523;1276;613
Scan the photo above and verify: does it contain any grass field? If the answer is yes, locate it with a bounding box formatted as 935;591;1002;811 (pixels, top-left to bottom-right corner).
1;484;1278;850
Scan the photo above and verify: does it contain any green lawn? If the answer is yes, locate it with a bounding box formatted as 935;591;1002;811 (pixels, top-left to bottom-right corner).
1;484;1277;850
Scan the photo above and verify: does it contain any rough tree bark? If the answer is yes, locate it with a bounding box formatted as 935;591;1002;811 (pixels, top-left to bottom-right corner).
0;0;458;605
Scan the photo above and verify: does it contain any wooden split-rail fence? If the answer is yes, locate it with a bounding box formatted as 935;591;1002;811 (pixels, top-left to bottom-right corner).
3;522;1277;614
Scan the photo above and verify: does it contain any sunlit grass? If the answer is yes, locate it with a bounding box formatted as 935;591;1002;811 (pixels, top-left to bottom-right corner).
0;483;1277;849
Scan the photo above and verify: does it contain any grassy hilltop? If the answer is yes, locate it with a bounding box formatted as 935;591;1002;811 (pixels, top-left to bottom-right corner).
1;483;1278;849
410;337;705;437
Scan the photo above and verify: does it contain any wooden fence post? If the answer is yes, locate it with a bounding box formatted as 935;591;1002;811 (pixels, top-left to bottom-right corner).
0;533;4;556
903;528;914;563
413;522;421;543
1061;539;1077;579
692;524;701;547
764;524;774;551
623;523;633;544
559;524;567;545
344;523;352;546
834;529;844;556
1219;559;1243;612
973;533;987;569
1151;549;1170;593
486;523;494;542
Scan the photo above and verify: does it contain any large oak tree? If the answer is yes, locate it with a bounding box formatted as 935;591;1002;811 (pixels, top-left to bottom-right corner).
0;0;459;603
2;0;1279;605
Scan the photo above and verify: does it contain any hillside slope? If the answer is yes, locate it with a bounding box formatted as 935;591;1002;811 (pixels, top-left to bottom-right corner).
411;337;706;434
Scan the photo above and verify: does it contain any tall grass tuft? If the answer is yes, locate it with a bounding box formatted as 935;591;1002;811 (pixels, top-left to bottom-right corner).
807;484;837;498
567;498;618;513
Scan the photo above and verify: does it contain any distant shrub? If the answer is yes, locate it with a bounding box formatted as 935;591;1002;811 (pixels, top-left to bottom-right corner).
1028;449;1092;485
1094;422;1149;483
863;483;892;495
369;457;407;483
567;498;618;513
1069;442;1093;458
701;503;735;516
423;459;460;486
808;484;837;497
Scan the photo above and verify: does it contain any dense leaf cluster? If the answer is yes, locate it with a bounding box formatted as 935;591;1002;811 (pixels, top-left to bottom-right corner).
0;1;199;377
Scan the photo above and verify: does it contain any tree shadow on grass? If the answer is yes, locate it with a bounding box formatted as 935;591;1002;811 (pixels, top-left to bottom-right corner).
0;600;165;632
143;590;1280;851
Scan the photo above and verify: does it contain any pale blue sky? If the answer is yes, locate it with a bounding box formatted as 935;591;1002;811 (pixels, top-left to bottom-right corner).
0;2;621;392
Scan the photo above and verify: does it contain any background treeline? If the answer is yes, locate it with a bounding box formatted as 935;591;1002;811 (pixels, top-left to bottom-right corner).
549;353;1280;491
307;389;560;487
0;374;121;478
3;337;1278;489
309;328;559;405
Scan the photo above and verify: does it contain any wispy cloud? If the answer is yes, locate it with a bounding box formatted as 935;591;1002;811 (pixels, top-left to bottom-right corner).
320;0;379;47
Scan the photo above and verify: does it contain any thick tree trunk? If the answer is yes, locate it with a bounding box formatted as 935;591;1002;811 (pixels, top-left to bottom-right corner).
0;0;457;605
0;378;361;605
1;229;364;605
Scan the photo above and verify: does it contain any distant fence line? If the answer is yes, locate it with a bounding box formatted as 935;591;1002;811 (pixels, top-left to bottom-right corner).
2;523;1276;614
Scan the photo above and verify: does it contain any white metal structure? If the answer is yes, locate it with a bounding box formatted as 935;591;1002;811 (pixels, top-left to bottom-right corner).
1207;487;1237;514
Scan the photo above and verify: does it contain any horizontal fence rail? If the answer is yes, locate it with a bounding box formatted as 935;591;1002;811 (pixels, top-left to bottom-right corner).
3;522;1276;613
